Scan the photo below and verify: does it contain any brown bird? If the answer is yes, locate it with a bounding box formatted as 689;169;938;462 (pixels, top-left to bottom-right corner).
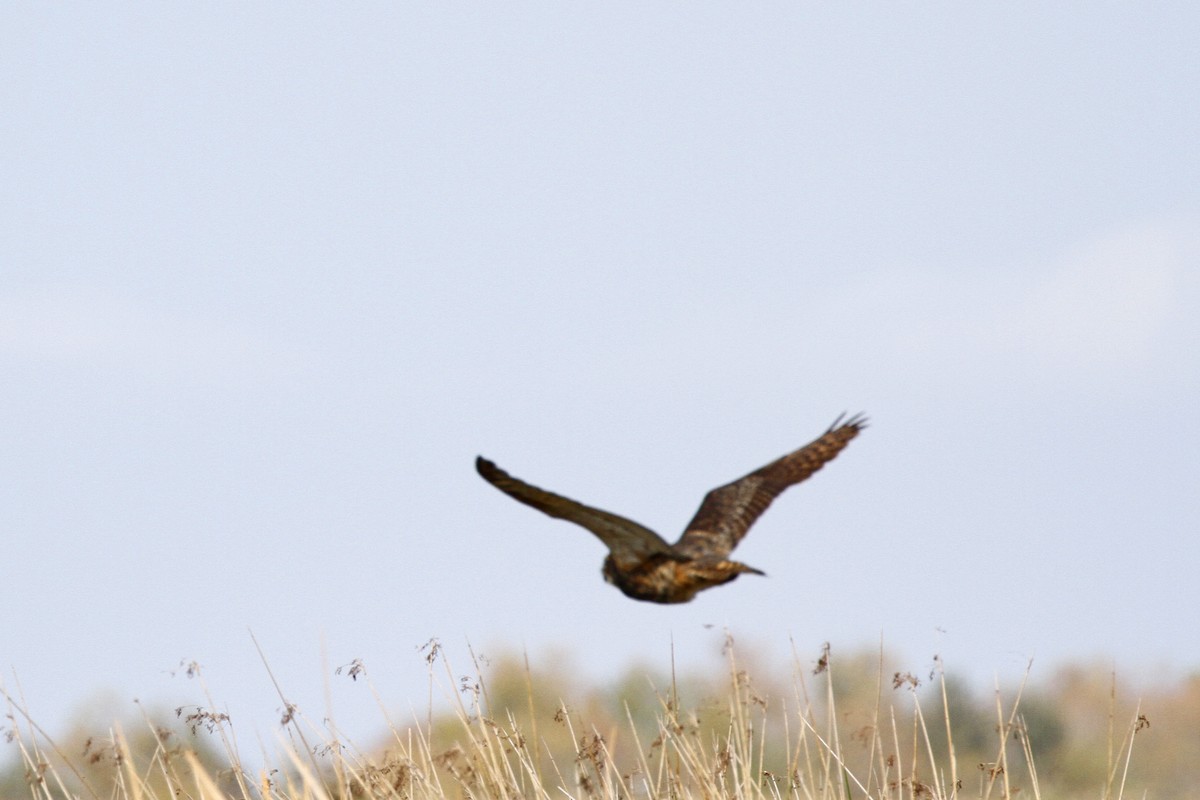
475;413;866;604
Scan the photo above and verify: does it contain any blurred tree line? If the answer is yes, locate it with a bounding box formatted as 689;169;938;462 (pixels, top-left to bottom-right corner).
2;645;1196;799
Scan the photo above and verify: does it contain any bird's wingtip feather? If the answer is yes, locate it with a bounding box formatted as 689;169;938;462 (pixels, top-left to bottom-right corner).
827;411;869;433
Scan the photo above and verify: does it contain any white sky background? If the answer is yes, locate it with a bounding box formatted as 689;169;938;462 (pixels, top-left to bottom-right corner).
3;3;1199;757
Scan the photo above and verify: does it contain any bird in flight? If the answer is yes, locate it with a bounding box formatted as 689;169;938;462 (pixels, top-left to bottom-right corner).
475;413;866;604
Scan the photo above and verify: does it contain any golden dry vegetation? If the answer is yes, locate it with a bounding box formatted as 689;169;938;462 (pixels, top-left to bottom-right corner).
2;637;1184;800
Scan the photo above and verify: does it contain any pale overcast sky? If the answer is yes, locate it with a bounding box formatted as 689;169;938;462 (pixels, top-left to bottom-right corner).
3;3;1198;757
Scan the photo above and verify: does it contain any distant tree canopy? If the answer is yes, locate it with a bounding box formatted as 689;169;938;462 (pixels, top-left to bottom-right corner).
3;646;1188;799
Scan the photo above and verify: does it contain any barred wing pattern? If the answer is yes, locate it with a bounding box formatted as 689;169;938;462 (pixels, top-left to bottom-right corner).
475;457;674;571
475;413;866;603
672;414;867;561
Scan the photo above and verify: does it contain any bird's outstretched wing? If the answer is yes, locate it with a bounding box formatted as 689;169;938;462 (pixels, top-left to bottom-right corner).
476;456;675;571
673;413;867;560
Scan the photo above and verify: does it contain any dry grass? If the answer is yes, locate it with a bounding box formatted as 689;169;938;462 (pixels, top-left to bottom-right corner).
1;637;1151;800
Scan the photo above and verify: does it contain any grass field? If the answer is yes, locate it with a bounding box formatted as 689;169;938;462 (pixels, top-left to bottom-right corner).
0;638;1162;799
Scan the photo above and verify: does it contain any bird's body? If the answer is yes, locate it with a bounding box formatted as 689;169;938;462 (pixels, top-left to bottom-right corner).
598;552;763;604
476;413;866;604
